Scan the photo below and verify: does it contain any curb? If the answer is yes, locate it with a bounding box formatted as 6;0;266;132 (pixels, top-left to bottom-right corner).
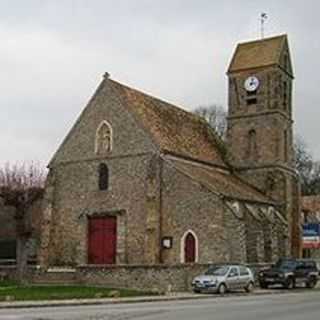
0;289;303;309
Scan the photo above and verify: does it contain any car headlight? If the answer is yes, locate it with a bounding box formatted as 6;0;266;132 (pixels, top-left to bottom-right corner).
259;272;264;277
209;279;217;284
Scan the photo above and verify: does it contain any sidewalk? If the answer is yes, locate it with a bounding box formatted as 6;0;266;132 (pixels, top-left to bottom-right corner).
0;288;302;309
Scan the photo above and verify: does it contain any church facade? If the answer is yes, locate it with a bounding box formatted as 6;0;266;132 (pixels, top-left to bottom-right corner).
39;35;301;268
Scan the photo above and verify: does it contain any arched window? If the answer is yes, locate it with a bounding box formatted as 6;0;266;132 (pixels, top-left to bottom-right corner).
283;81;287;109
95;121;112;155
181;230;199;263
98;163;109;191
284;54;288;71
248;129;257;159
283;129;288;162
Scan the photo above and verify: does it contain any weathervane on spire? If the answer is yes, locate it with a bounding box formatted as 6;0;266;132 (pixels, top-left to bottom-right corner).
260;12;268;39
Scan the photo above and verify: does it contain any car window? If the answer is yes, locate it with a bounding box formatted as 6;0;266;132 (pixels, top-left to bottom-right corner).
275;259;296;270
239;266;250;276
295;261;304;270
205;266;229;276
302;261;315;269
228;267;239;277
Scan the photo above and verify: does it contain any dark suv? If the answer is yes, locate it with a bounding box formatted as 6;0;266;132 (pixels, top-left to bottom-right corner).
258;258;319;289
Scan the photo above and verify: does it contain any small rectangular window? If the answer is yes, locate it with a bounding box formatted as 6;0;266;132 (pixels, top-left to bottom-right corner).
247;98;257;105
247;90;257;96
0;240;16;260
99;163;109;190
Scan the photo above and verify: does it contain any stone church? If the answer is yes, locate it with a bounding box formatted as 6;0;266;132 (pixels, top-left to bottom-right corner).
39;34;301;268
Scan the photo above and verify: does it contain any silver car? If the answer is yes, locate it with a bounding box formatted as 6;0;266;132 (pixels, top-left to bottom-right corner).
192;264;255;294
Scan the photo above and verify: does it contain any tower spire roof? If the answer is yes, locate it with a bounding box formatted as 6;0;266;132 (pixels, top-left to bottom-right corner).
227;34;291;75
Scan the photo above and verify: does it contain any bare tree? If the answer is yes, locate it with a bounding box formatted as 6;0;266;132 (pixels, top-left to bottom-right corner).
294;135;320;196
0;162;46;282
193;104;227;139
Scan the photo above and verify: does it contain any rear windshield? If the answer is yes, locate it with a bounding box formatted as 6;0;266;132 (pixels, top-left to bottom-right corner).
275;260;296;269
297;260;316;268
205;266;229;276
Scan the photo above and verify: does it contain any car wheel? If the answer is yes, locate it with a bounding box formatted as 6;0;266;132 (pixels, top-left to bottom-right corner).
306;277;317;289
218;283;227;295
260;282;268;289
245;281;254;293
284;277;294;289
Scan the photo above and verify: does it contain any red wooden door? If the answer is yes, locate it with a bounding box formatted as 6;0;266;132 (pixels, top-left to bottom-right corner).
185;233;196;263
88;216;117;264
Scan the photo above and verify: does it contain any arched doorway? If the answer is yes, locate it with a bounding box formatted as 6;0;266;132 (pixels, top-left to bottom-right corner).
181;230;198;263
185;233;196;263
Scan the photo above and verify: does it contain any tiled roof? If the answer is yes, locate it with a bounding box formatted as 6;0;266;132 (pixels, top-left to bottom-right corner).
228;35;287;73
109;79;228;167
168;157;273;204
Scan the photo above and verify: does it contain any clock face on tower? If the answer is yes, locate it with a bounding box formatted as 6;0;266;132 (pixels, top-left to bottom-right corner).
244;76;259;92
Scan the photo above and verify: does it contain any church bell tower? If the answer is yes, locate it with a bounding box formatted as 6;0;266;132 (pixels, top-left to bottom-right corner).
226;35;301;257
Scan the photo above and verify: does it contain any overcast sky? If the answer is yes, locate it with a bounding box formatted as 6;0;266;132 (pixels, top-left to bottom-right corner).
1;0;320;167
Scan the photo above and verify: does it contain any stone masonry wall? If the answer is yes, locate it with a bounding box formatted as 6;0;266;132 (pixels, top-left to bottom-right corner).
23;263;270;292
50;77;157;166
41;76;162;266
76;263;272;292
46;153;157;266
223;202;247;263
161;159;230;264
227;67;294;168
77;264;211;292
226;48;299;259
244;210;262;263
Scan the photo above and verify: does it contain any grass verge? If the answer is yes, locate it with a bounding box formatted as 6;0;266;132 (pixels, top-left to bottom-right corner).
0;281;158;301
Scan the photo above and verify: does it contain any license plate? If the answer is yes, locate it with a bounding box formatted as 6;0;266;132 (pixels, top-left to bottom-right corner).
265;278;275;282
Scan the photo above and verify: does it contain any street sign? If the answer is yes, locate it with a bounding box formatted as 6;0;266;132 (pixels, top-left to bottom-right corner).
303;223;320;249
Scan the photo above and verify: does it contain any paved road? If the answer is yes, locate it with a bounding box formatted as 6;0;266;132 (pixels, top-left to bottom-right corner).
0;291;320;320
